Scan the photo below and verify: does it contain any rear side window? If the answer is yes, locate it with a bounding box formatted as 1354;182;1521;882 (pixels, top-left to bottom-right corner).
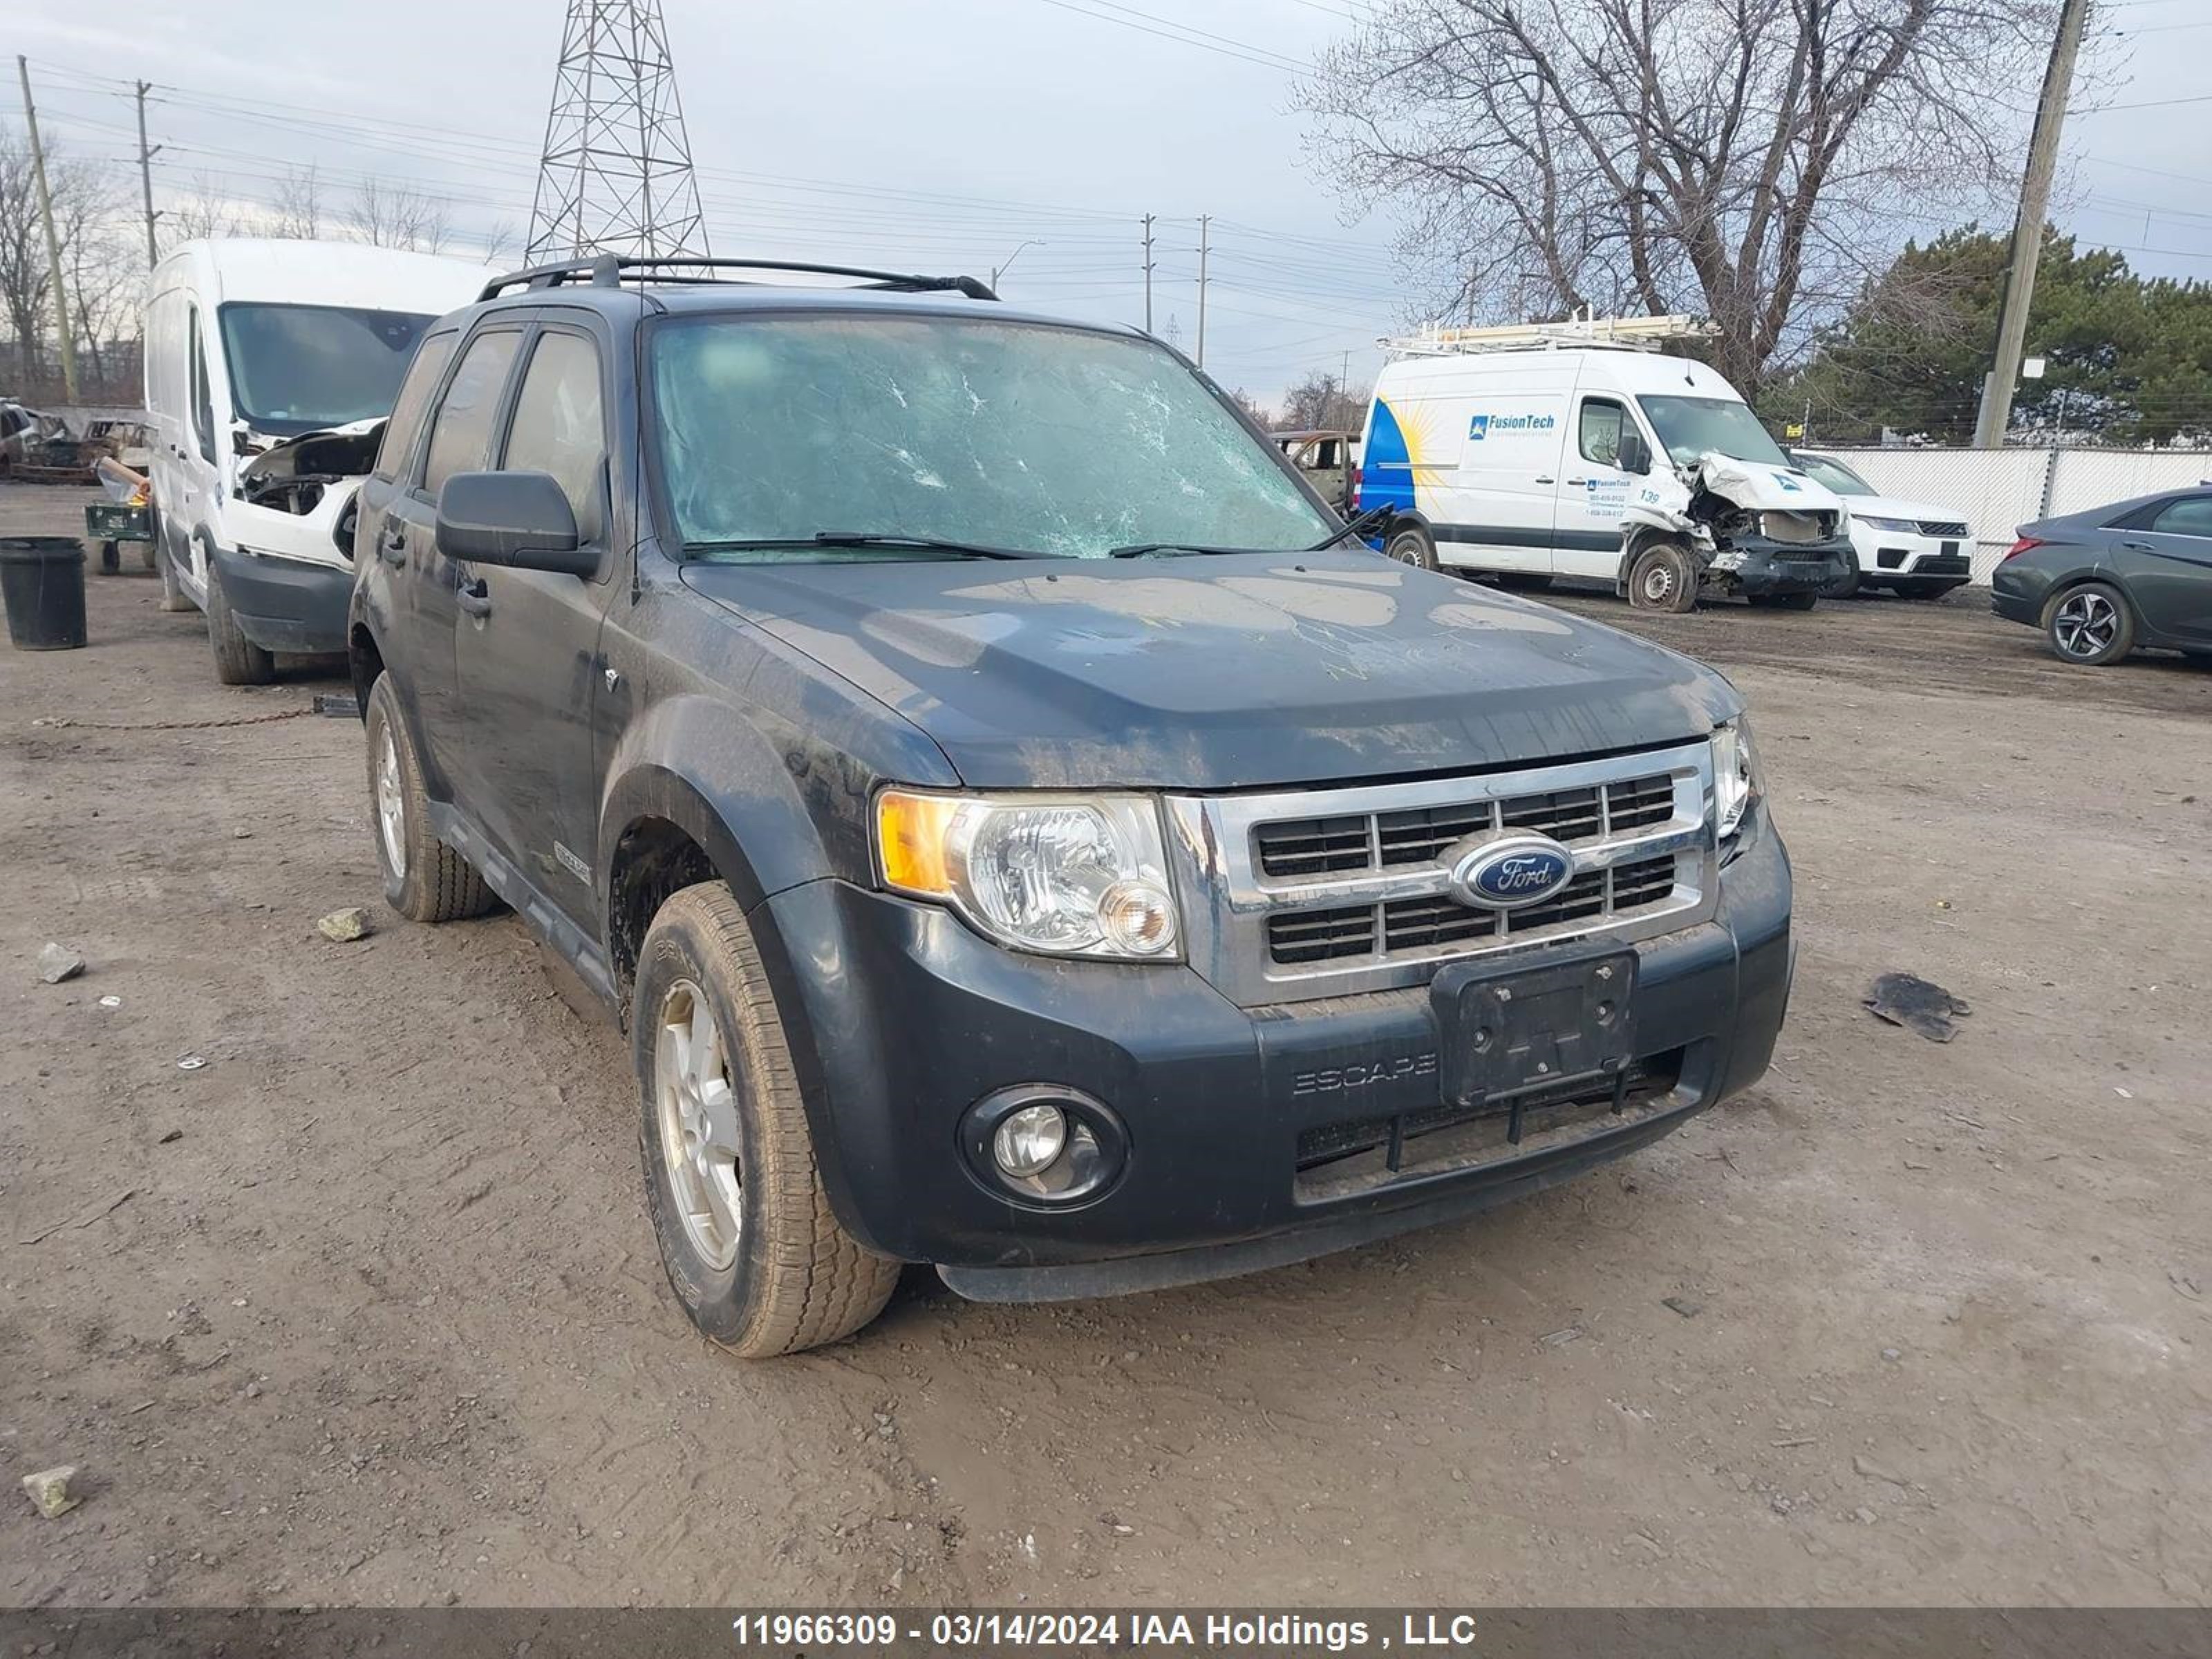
1578;399;1627;468
2149;496;2212;538
187;306;218;464
375;332;458;480
500;331;606;543
421;330;522;496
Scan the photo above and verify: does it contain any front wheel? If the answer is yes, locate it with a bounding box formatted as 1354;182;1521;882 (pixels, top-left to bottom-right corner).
1627;543;1699;612
635;883;900;1357
156;517;195;613
1383;522;1438;571
2045;581;2135;666
205;553;275;685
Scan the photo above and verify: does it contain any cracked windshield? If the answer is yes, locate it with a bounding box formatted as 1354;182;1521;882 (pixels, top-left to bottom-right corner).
650;315;1332;559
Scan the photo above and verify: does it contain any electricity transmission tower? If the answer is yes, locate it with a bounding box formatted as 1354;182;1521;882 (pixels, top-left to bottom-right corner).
526;0;711;262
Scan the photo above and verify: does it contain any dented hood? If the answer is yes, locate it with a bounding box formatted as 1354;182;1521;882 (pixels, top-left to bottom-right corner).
1687;451;1846;515
236;418;386;485
681;550;1736;791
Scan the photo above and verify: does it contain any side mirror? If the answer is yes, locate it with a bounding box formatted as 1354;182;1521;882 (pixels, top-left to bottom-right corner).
435;471;593;577
1618;429;1652;475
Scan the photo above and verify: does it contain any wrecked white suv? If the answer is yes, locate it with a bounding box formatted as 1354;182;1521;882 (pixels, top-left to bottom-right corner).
1356;318;1853;611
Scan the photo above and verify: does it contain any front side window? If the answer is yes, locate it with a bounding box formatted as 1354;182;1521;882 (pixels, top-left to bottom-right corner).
500;331;606;543
1638;395;1788;468
649;314;1331;561
1577;399;1627;469
373;332;458;480
1790;453;1873;496
218;303;438;436
2149;495;2212;538
421;330;522;498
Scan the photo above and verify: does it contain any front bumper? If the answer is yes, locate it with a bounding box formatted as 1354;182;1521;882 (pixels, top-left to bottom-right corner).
761;817;1793;1297
1854;530;1971;581
1716;536;1851;597
208;546;353;655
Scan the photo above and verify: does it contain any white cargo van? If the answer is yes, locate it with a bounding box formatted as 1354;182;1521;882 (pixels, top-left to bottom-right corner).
144;240;490;682
1355;317;1853;610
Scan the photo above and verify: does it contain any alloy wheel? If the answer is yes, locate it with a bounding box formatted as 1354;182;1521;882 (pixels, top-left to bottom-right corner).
2053;590;2118;659
655;979;744;1271
374;725;408;880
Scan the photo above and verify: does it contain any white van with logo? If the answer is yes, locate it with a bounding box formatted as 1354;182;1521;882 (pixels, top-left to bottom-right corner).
1354;317;1853;610
144;240;490;682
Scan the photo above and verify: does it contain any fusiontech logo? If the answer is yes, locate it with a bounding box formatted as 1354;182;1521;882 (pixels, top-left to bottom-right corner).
1467;413;1555;440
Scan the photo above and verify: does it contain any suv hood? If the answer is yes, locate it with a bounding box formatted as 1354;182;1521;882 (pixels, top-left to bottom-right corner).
681;551;1734;791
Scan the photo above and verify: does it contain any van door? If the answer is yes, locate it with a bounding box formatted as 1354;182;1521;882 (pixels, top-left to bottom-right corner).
168;303;226;597
1557;387;1658;580
1431;385;1566;577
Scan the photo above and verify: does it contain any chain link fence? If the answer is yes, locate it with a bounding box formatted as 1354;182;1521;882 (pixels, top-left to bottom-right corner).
1817;447;2212;581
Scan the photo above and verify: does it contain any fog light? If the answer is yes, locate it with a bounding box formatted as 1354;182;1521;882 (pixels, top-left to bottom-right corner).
992;1103;1067;1179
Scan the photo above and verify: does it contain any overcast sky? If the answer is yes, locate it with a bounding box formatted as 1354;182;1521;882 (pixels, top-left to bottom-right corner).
12;0;2210;409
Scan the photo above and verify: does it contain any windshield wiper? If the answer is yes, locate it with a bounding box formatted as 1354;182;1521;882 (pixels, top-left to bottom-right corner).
1108;505;1394;561
688;531;1046;561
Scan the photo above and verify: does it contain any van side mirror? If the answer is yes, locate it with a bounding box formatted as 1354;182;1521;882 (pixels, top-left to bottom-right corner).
1618;429;1652;475
435;471;593;577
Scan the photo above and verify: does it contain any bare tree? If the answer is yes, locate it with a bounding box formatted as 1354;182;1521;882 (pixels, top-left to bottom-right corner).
0;129;117;391
167;170;246;244
272;165;323;240
1299;0;2050;389
1280;370;1371;431
344;178;454;252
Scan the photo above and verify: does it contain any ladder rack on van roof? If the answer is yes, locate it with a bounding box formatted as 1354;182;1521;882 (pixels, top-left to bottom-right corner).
1380;314;1718;357
476;254;1000;303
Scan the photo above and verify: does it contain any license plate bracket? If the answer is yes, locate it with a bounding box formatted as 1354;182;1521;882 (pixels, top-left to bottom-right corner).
1430;949;1638;1114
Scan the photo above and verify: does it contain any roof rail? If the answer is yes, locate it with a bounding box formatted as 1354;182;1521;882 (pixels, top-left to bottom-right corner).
1380;313;1718;357
476;255;999;304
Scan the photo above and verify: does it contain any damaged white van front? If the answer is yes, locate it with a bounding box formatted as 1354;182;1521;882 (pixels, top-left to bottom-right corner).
1356;316;1853;611
144;240;490;683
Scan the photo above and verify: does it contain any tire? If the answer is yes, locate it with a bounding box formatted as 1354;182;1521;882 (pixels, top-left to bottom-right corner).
1496;571;1555;593
1383;522;1438;572
1627;543;1699;612
156;518;195;613
205;552;276;685
1750;591;1819;612
363;674;496;922
1827;564;1861;599
2045;581;2135;666
635;882;901;1358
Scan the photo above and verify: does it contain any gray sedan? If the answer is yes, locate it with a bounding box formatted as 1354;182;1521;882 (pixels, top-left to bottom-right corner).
1991;489;2212;666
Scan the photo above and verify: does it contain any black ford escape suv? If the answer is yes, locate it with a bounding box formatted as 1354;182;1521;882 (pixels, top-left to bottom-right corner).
348;256;1794;1356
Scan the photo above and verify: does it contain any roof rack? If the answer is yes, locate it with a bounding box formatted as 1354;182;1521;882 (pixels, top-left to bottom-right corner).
476;254;1000;304
1380;313;1718;357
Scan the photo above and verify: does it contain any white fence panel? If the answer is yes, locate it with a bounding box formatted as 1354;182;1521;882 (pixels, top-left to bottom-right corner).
1817;447;2212;581
2047;450;2212;518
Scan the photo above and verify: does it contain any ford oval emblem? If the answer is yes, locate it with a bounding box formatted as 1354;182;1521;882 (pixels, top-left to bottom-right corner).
1447;834;1576;910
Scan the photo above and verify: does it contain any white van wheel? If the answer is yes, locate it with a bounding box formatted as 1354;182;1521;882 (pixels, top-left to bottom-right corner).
1628;544;1698;614
156;514;194;612
1384;524;1438;572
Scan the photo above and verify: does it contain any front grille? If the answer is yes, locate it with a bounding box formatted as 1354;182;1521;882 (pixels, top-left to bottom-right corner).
1165;740;1717;1006
1266;851;1680;966
1918;519;1969;538
1255;771;1676;879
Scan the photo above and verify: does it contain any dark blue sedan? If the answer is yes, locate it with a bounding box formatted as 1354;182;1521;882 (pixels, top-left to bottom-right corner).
1992;488;2212;666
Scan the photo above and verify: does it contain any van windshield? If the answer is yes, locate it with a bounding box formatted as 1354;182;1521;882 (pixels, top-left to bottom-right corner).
1638;395;1789;468
649;314;1332;560
219;303;439;435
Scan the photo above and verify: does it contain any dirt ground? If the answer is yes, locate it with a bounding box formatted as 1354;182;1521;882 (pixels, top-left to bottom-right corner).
4;479;2209;1611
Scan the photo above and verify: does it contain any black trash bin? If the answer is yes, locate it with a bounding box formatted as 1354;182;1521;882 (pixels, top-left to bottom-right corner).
1;537;88;651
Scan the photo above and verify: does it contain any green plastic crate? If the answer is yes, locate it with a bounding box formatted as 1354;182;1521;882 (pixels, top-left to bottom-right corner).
84;501;153;543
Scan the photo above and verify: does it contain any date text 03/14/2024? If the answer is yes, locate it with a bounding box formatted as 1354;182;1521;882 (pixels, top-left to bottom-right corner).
728;1613;1485;1650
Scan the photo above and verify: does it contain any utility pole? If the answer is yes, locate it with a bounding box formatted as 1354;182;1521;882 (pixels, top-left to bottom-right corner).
1340;348;1351;427
15;56;78;402
1195;214;1211;370
134;80;162;268
1973;0;2092;450
1141;214;1155;332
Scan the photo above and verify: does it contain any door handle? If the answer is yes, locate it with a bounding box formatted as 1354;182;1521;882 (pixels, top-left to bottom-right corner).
456;575;492;619
2120;540;2155;552
1565;477;1589;486
1534;475;1555;485
377;526;408;567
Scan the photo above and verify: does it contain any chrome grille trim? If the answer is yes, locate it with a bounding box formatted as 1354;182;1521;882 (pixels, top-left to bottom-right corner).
1163;740;1718;1007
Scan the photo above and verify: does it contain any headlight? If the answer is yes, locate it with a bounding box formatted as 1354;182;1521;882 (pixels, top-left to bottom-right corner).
1712;716;1762;840
1856;514;1916;534
876;789;1182;961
